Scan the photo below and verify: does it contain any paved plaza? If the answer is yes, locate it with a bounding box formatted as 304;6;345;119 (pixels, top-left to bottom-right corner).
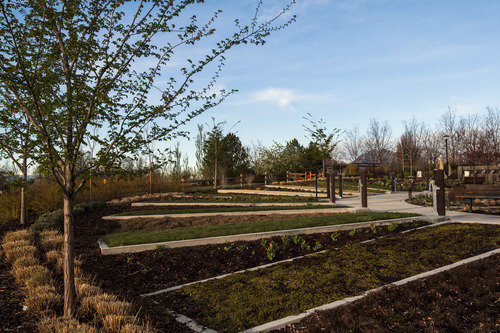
337;191;500;225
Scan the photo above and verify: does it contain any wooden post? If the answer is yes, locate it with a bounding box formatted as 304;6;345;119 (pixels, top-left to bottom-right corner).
434;169;446;216
361;169;368;208
326;173;331;199
330;172;336;203
338;173;343;197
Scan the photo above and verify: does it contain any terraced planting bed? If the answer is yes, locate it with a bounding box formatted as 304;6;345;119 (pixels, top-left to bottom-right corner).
100;211;419;248
154;223;500;332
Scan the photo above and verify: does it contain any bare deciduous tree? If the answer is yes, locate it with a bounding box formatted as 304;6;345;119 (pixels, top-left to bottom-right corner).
343;124;364;163
396;117;424;174
365;118;393;164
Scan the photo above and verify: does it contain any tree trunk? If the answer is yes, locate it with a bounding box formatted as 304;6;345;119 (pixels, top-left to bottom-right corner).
19;155;28;225
63;193;76;317
89;177;93;202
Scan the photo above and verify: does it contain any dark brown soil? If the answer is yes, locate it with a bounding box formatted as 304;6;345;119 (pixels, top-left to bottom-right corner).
112;208;336;233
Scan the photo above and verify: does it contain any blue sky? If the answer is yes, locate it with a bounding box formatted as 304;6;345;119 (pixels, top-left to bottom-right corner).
168;0;500;166
4;0;500;173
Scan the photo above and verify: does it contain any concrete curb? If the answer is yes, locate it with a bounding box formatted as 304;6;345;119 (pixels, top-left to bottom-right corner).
102;208;355;220
98;216;441;255
218;189;328;198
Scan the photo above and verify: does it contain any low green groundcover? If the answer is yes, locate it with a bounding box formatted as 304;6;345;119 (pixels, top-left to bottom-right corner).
102;212;417;246
167;223;500;332
115;204;344;216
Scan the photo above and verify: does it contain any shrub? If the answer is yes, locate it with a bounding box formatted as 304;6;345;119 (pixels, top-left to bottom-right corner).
2;239;31;252
31;210;64;232
78;293;119;318
28;179;63;215
3;245;37;264
24;285;61;316
25;266;55;289
120;323;157;333
75;282;102;300
2;229;32;243
102;314;136;333
95;300;132;319
37;316;98;333
12;264;50;285
0;190;21;222
31;201;106;232
45;250;63;274
12;256;40;271
39;231;64;252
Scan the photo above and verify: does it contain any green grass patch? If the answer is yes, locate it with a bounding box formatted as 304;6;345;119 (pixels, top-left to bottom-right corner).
102;212;418;247
174;224;500;332
115;205;344;216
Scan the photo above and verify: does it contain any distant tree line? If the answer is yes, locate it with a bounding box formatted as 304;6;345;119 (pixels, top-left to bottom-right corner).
185;107;500;182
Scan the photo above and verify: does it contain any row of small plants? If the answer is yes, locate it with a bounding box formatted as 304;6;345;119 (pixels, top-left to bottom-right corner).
223;221;400;261
1;216;155;332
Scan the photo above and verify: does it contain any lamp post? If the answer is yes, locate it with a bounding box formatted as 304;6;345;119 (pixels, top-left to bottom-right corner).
443;134;450;177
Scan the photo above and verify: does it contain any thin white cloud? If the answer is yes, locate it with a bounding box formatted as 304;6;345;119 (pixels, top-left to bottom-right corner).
248;88;338;115
253;88;296;109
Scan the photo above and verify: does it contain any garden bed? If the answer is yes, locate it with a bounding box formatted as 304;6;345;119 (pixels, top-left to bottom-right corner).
154;223;500;332
100;212;419;247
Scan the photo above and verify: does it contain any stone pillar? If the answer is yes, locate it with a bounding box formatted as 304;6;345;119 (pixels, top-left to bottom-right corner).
434;169;446;216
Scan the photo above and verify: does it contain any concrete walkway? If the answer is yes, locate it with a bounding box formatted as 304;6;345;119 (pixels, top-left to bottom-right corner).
336;192;500;225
